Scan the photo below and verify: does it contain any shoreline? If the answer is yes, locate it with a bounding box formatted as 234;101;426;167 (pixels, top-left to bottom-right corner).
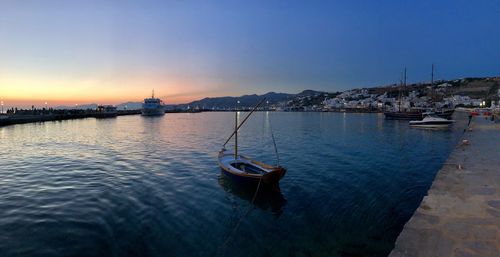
0;108;484;127
0;110;382;127
389;116;500;256
0;110;140;127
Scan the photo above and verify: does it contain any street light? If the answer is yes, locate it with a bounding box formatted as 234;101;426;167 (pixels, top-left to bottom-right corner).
1;101;3;114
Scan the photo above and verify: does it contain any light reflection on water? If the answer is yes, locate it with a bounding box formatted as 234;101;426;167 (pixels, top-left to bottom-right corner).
0;112;467;257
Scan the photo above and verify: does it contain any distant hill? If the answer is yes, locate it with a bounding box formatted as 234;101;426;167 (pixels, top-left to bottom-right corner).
51;77;499;111
110;90;323;110
174;90;324;110
367;77;500;98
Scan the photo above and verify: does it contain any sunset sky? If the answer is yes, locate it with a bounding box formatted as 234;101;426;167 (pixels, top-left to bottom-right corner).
1;0;499;108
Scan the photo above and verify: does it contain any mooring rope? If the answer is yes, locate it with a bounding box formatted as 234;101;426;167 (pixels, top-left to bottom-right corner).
216;109;280;256
223;98;267;147
463;114;473;134
268;112;280;167
215;176;264;257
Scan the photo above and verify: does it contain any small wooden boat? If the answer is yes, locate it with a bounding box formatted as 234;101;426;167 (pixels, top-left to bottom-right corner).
217;98;286;192
218;150;286;192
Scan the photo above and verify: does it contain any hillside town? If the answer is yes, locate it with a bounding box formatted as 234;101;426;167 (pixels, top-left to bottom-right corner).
2;77;499;115
273;77;500;112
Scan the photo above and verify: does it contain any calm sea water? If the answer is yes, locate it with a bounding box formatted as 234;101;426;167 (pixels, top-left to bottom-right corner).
0;112;467;257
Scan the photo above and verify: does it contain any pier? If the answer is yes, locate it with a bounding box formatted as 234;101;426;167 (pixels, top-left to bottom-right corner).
0;110;141;126
0;109;213;127
389;117;500;257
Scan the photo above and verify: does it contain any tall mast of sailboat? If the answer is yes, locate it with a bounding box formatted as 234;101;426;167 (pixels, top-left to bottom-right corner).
431;64;434;87
234;101;239;160
431;64;436;108
398;72;402;112
404;67;407;87
398;68;406;112
403;67;407;111
223;98;267;148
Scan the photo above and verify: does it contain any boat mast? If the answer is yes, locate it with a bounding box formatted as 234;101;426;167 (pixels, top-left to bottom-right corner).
431;64;436;109
234;101;239;160
398;71;402;112
223;98;266;147
404;67;407;87
398;67;406;112
403;67;407;112
431;64;434;87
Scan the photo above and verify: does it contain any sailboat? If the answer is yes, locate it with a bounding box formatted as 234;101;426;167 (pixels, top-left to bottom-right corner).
428;64;454;119
384;68;424;120
217;98;286;192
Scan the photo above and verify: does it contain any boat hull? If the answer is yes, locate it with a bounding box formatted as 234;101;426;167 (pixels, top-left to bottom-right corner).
141;108;165;116
385;109;454;120
220;167;262;185
409;121;454;128
384;112;423;120
94;113;117;118
220;167;286;192
217;151;286;192
409;124;452;128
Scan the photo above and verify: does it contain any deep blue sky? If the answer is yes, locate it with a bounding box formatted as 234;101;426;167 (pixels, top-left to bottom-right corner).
1;0;499;104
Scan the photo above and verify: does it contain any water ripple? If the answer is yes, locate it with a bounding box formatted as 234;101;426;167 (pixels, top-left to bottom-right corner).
0;113;467;257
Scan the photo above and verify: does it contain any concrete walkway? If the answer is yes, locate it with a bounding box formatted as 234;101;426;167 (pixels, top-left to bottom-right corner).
390;117;500;257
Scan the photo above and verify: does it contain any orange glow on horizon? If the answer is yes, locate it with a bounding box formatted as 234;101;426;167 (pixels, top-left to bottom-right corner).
0;74;227;108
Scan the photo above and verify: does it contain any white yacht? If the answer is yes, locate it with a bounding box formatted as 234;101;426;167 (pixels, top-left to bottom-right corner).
141;90;165;116
409;114;454;128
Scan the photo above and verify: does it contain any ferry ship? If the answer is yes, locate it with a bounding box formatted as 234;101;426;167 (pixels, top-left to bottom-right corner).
142;90;165;116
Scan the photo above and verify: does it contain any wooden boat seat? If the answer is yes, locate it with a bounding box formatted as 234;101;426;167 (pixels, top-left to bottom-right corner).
230;162;266;175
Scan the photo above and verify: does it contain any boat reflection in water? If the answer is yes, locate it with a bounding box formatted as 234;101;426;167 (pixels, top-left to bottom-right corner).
218;174;287;216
